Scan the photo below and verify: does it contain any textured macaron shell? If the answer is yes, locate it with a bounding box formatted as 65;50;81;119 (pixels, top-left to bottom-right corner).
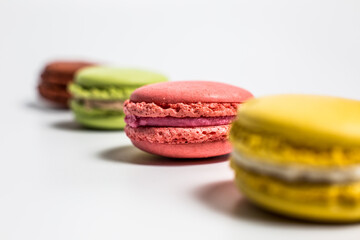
130;81;253;104
44;61;95;75
74;114;126;129
131;139;231;158
38;84;69;107
39;82;69;97
69;84;137;100
123;101;239;118
231;123;360;167
230;95;360;167
41;61;94;85
125;125;230;144
75;67;168;88
41;73;73;85
236;94;360;148
71;100;125;129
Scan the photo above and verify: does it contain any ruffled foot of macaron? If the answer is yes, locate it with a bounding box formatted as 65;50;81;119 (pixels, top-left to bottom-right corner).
124;81;253;158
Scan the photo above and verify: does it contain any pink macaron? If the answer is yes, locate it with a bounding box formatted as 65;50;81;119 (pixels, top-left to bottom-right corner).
124;81;253;158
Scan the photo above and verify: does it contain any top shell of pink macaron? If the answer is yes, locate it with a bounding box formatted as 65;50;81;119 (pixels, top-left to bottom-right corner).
130;81;253;104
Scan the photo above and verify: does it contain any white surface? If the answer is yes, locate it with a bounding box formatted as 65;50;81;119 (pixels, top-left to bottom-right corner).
1;0;360;239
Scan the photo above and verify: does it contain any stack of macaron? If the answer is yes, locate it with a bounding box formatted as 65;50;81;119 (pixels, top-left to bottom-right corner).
123;81;253;158
36;59;360;223
230;94;360;222
68;67;168;129
38;61;94;107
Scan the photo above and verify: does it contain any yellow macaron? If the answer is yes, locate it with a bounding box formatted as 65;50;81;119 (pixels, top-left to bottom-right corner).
230;94;360;222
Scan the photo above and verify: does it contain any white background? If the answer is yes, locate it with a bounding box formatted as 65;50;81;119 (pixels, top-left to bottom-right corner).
1;0;360;239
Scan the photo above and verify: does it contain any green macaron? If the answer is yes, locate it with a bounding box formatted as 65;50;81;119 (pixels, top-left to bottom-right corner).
69;67;168;129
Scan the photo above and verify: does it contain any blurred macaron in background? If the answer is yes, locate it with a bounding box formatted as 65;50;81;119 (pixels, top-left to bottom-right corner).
69;66;168;129
38;60;95;108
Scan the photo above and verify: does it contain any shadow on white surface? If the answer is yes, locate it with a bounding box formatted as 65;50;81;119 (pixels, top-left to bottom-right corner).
195;180;354;227
24;99;69;112
51;120;116;132
99;145;229;166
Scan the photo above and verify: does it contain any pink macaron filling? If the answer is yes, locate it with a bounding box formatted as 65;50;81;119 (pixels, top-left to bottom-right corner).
125;115;235;128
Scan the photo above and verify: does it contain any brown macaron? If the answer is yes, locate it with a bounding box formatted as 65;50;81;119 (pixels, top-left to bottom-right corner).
38;61;95;108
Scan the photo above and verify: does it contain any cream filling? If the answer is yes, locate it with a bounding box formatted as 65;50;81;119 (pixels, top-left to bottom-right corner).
232;150;360;183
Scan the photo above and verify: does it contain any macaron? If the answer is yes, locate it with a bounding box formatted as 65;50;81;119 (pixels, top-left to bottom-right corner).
230;94;360;222
69;67;168;129
38;61;94;107
124;81;253;158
